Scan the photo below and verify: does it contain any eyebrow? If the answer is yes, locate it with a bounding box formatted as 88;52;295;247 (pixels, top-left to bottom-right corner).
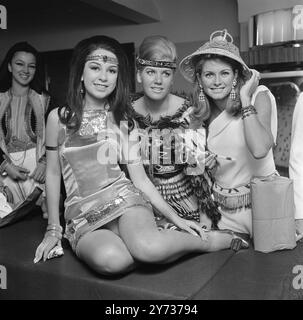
203;68;232;72
14;59;36;65
87;61;118;67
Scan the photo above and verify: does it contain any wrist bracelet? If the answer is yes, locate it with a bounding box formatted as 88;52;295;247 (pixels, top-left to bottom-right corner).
45;230;62;240
47;224;63;233
241;105;257;119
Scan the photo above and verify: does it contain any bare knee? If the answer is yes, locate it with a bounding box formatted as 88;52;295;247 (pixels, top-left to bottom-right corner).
78;245;134;275
128;233;170;263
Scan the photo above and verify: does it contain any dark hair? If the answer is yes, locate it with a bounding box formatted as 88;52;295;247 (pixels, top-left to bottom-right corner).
60;35;133;131
0;41;46;93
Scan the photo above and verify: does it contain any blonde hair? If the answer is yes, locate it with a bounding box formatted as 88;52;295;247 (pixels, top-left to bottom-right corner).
138;35;177;69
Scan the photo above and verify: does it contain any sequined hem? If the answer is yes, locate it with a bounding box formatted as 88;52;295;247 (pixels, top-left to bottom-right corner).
65;187;152;252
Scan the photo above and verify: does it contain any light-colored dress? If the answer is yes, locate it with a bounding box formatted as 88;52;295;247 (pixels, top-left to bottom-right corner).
59;110;151;253
205;85;277;235
289;92;303;220
0;89;48;208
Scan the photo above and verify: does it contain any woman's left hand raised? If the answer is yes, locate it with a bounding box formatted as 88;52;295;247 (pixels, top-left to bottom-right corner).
240;69;260;101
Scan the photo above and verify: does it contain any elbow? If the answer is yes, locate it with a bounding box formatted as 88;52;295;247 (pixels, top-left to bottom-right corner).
250;145;272;159
249;138;274;159
251;150;268;159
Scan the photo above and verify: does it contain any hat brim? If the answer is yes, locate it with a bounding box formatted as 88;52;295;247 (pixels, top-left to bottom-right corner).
179;48;251;83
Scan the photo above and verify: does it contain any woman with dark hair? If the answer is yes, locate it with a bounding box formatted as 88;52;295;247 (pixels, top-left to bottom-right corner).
0;42;50;218
179;29;277;237
34;35;248;274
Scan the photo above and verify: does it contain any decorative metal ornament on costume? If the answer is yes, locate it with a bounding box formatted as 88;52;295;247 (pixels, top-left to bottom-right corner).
230;79;237;101
86;54;119;65
179;29;251;83
136;57;177;69
79;104;110;136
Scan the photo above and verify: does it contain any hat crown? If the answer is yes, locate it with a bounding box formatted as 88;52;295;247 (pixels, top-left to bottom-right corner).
179;29;250;83
197;29;240;57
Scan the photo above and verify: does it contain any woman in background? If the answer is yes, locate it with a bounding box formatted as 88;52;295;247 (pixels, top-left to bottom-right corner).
289;92;303;238
0;42;50;218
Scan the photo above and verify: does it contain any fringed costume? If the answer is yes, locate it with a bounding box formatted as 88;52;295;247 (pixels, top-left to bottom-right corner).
205;86;278;235
132;95;220;229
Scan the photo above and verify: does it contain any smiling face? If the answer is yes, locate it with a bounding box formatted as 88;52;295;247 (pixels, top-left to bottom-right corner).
8;51;36;87
199;58;237;104
82;48;118;106
137;66;174;101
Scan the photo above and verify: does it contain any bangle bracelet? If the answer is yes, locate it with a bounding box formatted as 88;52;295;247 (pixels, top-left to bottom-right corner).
241;105;257;115
47;224;63;233
241;105;257;119
45;230;62;240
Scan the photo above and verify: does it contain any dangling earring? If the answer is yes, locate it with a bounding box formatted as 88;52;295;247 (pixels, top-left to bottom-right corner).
198;84;205;102
80;79;85;95
230;79;237;101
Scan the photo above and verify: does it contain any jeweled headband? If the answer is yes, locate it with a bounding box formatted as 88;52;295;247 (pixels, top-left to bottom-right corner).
86;54;119;65
136;57;177;69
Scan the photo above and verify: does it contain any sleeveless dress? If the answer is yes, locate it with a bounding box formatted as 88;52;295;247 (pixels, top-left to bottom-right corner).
204;85;278;235
59;110;152;253
131;96;220;229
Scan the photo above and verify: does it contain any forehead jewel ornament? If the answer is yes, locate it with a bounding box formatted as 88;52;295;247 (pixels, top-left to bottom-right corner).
86;54;119;65
136;57;177;69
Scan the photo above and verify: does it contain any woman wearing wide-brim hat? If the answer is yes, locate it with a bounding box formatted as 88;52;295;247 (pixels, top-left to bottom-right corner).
179;29;278;237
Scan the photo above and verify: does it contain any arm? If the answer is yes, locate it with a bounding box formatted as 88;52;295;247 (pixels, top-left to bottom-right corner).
240;71;275;159
34;108;62;263
123;126;205;238
290;93;303;231
30;93;52;183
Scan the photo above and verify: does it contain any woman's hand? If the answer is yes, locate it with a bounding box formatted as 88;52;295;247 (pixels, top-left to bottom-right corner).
170;216;208;240
205;151;217;170
240;69;260;102
34;234;60;263
296;219;303;242
5;163;29;181
30;162;46;184
3;186;14;203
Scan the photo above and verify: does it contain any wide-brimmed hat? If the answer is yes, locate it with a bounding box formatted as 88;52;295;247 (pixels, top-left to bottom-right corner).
179;29;251;83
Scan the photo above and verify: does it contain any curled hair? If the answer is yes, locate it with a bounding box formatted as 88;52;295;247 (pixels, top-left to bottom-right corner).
60;35;134;131
0;42;46;93
191;54;245;127
137;35;177;70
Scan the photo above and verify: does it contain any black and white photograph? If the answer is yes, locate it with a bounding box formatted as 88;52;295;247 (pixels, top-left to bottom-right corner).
0;0;303;304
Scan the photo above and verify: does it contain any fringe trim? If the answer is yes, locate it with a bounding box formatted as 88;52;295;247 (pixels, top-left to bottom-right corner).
213;184;251;212
153;172;200;221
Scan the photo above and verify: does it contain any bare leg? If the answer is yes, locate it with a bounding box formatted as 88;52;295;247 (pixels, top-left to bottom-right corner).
76;228;136;275
118;207;234;264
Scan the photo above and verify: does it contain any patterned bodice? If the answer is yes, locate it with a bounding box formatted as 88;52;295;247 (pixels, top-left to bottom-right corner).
131;97;194;177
